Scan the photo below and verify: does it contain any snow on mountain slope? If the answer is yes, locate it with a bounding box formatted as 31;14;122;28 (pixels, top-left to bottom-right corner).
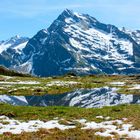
64;17;134;67
0;9;140;76
28;9;139;76
14;41;28;54
0;36;29;54
0;43;11;53
0;36;29;73
121;27;140;45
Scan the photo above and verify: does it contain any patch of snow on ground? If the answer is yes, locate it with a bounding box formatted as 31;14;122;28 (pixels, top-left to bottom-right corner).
80;117;140;139
0;116;75;134
46;81;80;86
110;82;125;86
1;76;13;80
0;81;40;85
96;116;104;119
129;84;140;90
0;115;140;139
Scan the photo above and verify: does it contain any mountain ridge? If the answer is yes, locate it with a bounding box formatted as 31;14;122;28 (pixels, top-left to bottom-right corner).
0;9;140;76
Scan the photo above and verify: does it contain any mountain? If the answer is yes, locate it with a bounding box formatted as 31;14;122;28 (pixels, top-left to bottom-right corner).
0;9;140;76
121;27;140;45
0;35;29;54
0;65;30;77
0;36;29;73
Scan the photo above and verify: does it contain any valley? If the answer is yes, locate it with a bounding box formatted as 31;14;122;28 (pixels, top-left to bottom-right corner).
0;74;140;139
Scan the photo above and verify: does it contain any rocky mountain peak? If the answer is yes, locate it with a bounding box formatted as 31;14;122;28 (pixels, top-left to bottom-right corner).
0;10;140;76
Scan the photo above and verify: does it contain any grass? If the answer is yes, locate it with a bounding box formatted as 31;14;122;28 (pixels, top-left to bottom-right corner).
0;128;111;140
0;74;140;96
0;103;140;129
0;103;139;139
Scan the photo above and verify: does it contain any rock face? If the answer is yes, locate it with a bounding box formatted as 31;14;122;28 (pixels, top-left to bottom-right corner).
0;9;140;76
0;87;140;108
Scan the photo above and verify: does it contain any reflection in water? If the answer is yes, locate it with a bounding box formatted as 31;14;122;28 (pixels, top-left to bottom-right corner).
0;87;140;108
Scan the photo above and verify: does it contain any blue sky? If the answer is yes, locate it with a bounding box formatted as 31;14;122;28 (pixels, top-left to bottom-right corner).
0;0;140;40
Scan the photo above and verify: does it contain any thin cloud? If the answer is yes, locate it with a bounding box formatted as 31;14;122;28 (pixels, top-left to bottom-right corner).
0;1;93;18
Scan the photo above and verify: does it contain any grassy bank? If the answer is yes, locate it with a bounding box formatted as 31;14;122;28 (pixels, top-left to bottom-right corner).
0;103;140;139
0;128;110;140
0;74;140;96
0;103;140;129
